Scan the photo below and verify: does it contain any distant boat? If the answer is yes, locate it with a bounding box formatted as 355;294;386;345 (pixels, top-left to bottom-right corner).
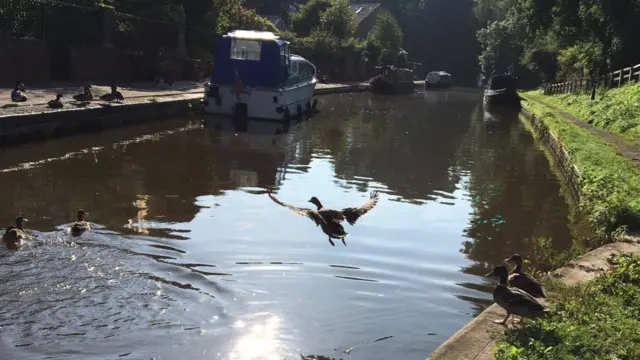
425;71;451;90
483;74;521;108
370;65;416;95
202;30;318;122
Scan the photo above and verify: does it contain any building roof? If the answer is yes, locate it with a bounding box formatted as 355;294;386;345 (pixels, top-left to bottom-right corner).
349;2;380;25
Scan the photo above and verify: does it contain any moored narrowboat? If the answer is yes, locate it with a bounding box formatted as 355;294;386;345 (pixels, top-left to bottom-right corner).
483;74;521;108
202;30;318;122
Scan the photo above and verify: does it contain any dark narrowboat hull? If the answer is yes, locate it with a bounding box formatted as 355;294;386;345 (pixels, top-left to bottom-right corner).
483;90;521;109
424;82;451;90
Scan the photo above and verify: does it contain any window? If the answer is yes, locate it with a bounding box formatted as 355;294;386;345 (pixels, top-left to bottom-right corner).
230;39;261;61
298;62;315;80
280;45;286;66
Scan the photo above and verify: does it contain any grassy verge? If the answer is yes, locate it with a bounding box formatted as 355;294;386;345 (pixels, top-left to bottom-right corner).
519;96;640;233
523;84;640;144
495;253;640;360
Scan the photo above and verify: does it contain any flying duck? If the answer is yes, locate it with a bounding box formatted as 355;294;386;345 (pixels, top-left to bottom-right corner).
267;189;380;246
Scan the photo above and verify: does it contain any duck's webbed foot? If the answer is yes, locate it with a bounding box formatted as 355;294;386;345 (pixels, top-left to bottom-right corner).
328;238;335;246
493;313;510;325
341;238;347;246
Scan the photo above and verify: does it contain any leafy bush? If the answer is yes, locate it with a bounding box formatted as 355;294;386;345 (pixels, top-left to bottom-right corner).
292;0;332;37
496;254;640;360
319;0;355;40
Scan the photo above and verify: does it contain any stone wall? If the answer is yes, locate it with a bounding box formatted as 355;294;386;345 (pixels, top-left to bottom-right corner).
69;45;135;83
520;108;581;203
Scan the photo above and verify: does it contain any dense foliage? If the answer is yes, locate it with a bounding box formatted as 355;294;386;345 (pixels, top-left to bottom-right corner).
475;0;640;83
496;253;640;360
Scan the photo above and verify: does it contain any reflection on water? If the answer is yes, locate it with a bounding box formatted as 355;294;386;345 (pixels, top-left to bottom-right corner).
0;92;580;359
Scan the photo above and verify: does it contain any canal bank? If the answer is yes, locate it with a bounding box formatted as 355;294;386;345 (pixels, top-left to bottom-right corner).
427;242;640;360
0;81;373;146
427;93;640;359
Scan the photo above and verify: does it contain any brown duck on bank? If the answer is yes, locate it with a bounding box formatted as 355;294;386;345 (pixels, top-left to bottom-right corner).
486;265;546;325
3;216;28;249
70;209;90;236
267;189;380;246
100;85;124;104
73;85;93;102
47;93;64;109
505;254;547;298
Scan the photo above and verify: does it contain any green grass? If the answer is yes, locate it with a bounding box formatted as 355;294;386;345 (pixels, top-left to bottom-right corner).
519;97;640;233
524;84;640;144
495;253;640;360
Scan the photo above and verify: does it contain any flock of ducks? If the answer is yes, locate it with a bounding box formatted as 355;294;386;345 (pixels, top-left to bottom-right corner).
2;191;546;327
2;210;90;250
10;81;125;110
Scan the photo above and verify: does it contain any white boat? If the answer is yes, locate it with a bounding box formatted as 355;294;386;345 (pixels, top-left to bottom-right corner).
425;71;452;90
202;30;318;121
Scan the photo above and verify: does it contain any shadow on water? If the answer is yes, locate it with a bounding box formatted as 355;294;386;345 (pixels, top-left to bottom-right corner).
0;92;583;359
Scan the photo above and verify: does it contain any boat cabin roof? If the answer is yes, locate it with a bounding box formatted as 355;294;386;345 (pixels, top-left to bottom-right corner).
224;30;283;42
488;74;517;90
428;71;451;76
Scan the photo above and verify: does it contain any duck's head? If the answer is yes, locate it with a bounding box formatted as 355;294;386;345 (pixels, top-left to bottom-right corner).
485;265;509;280
84;84;92;92
308;196;322;209
110;85;118;92
15;81;25;91
15;216;27;229
504;254;523;265
77;209;89;220
56;93;63;100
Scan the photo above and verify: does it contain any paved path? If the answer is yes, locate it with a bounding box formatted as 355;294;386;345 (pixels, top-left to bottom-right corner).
0;81;370;117
522;96;640;166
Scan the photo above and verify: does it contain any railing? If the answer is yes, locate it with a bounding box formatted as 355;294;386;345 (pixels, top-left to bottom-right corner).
543;63;640;96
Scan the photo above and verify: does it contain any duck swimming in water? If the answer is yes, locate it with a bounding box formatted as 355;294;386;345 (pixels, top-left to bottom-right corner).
505;254;547;298
11;81;28;102
48;93;64;109
3;216;28;249
486;265;546;325
70;209;90;236
267;189;380;246
73;85;93;102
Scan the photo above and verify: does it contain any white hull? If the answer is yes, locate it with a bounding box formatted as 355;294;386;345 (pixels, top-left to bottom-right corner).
202;80;317;121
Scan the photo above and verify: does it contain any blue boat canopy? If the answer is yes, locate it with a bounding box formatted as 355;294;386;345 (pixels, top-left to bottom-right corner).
211;30;291;88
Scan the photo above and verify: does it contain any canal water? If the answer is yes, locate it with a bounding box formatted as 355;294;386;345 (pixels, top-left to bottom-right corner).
0;91;576;360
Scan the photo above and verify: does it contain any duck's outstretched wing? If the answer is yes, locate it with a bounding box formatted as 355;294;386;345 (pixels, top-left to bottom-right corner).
341;191;380;225
267;191;324;226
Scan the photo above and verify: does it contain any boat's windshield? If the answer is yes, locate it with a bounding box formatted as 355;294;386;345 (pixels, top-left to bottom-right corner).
231;39;261;61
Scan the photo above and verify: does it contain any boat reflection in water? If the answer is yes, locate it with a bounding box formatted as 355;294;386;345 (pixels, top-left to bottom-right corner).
483;105;521;130
203;114;305;190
